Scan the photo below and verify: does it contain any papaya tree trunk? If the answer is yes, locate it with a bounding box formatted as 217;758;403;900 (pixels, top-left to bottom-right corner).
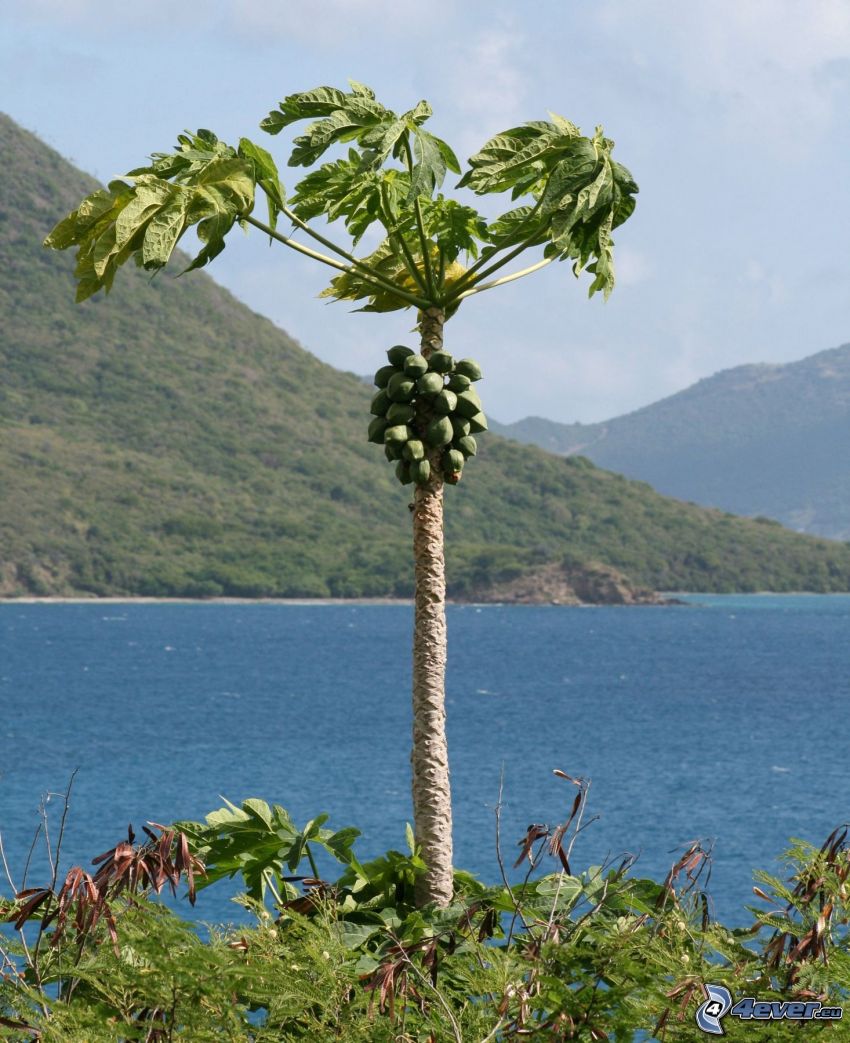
411;305;453;908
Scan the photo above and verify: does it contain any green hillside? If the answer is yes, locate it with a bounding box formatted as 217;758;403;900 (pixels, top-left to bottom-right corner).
493;344;850;540
3;112;850;599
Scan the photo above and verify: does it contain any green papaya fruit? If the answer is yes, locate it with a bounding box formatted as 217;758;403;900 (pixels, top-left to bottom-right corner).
454;388;482;418
417;372;444;395
425;414;454;448
446;372;471;393
427;351;454;373
385;423;413;444
434;389;457;415
395;460;413;485
411;459;431;484
374;364;398;388
468;411;488;433
451;416;471;438
386;372;416;402
385;442;403;461
367;416;388;443
402;439;425;462
444;470;461;485
455;434;477;457
370;389;391;416
443;449;465;473
387;345;414;367
386;402;415;424
454;358;483;381
403;353;428;377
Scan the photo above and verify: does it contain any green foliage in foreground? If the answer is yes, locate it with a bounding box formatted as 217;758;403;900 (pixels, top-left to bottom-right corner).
2;793;848;1040
3;112;850;599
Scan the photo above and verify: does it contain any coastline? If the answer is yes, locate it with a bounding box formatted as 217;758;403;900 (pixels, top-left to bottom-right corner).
1;592;847;606
0;596;414;606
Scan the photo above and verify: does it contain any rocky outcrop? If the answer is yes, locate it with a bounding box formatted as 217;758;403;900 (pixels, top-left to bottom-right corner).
462;561;672;605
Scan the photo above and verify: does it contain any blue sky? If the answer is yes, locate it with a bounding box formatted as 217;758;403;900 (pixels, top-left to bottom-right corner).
3;0;849;423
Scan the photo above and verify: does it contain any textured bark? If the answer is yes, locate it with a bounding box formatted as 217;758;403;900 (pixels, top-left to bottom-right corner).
411;306;453;907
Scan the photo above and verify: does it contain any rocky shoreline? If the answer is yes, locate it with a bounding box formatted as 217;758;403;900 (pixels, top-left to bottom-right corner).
462;561;675;605
0;563;676;607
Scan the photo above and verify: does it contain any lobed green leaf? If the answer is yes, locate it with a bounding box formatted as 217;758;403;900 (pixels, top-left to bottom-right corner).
44;132;258;298
238;136;285;230
408;127;447;200
420;197;487;262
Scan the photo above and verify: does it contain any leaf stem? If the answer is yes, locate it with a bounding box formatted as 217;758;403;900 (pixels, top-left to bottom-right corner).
452;256;554;300
396;235;428;294
282;205;364;269
243;214;432;310
243;214;351;271
444;238;542;302
403;137;437;298
446;199;544;298
414;197;437;298
380;182;428;294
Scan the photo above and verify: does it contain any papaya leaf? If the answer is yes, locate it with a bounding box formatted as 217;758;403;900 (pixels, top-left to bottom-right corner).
289;152;395;245
114;181;172;248
420;197;487;262
44;134;257;296
44;186;118;250
408;127;447;200
260;85;352;135
238;137;285;230
458;121;564;194
434;135;461;175
537;138;600;215
270;86;395;168
611;160;639;228
181;211;235;274
408;99;432;125
458;116;637;301
141;198;189;269
319;240;415;312
347;78;375;98
483;205;547;251
359;116;407;165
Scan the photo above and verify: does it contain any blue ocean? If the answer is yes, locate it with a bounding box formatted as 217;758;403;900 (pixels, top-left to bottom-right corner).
1;596;848;927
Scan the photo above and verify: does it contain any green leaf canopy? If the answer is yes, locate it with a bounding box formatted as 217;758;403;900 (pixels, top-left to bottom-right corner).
45;83;638;311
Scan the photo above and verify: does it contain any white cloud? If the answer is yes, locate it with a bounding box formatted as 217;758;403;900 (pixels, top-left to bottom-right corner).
741;259;787;307
615;247;654;287
451;25;525;119
231;0;442;46
12;0;450;46
597;0;850;149
10;0;209;34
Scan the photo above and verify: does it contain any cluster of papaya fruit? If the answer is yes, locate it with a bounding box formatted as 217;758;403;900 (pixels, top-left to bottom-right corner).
368;345;487;486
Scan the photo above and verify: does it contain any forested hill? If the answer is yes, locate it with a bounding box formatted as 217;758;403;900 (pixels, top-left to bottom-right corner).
493;344;850;540
2;111;850;599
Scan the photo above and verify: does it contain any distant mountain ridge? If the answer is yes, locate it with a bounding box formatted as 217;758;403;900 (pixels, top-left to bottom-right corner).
2;110;850;598
492;345;850;539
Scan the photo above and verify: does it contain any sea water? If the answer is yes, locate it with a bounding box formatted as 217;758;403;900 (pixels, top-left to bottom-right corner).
1;596;848;927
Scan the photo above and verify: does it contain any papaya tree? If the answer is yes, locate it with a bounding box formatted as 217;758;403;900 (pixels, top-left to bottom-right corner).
45;82;638;908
